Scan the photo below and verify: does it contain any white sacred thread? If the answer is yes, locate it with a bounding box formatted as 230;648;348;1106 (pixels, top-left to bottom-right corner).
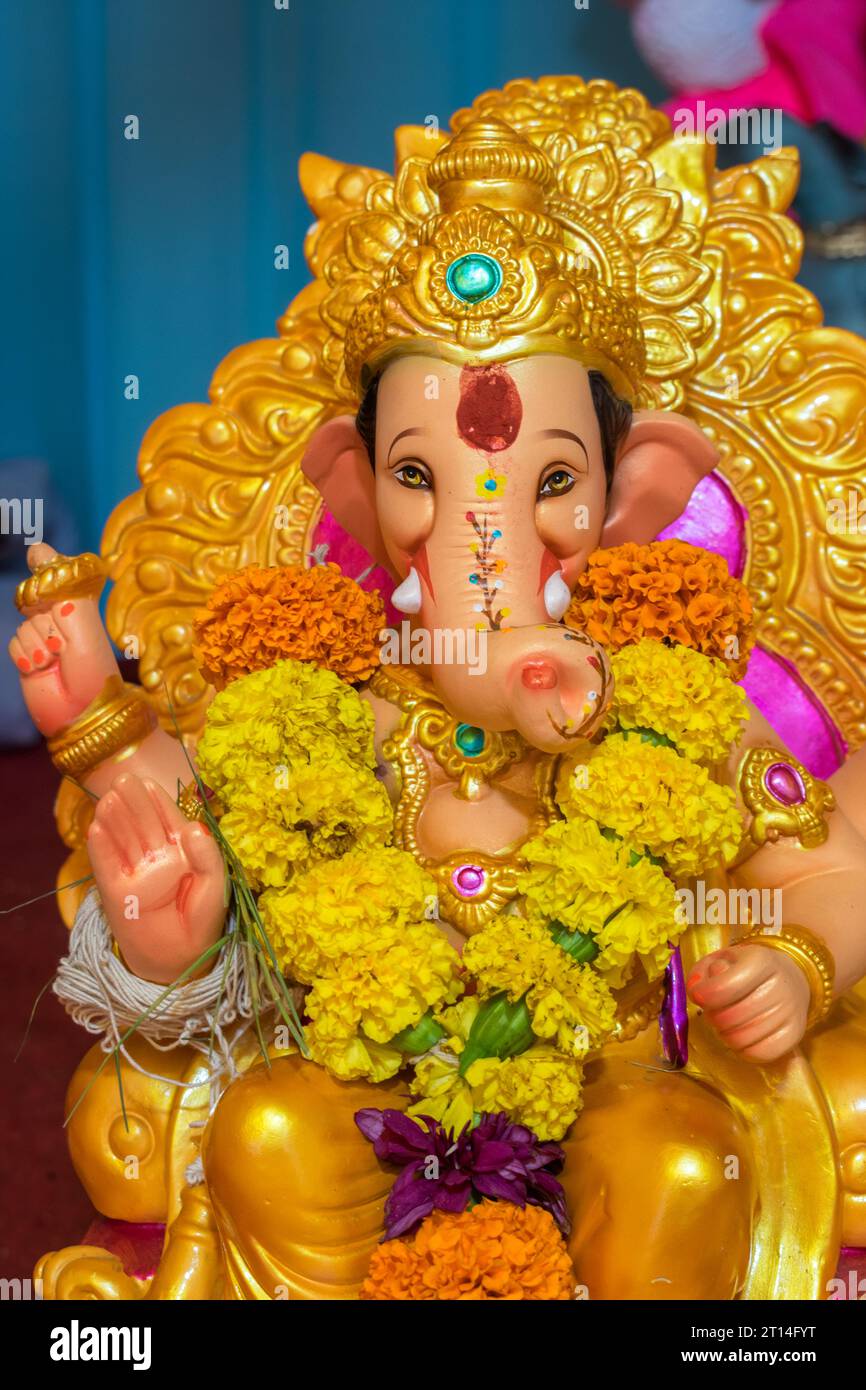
53;889;280;1111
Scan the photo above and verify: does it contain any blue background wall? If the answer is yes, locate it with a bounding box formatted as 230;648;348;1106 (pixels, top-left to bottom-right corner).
0;0;660;553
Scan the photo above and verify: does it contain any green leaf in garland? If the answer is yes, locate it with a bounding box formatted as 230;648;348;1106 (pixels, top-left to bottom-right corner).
620;724;676;750
458;992;535;1076
549;918;600;964
389;1012;446;1054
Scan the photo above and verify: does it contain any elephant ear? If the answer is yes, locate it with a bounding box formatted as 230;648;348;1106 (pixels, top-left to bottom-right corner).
300;415;395;575
602;409;719;546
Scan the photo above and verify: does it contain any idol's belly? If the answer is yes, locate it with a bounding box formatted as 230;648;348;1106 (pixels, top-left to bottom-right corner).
200;1028;756;1301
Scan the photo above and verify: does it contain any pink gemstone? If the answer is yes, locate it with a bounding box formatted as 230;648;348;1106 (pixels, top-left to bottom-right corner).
452;864;486;898
764;761;806;806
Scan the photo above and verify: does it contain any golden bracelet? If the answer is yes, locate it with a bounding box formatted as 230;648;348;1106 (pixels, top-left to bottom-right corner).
740;923;836;1029
47;677;158;781
15;551;106;614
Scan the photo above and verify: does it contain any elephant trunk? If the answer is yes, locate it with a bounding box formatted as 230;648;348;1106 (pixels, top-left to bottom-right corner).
410;504;609;754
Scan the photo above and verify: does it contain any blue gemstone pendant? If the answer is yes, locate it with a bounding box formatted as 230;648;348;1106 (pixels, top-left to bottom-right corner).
455;723;486;756
446;253;503;304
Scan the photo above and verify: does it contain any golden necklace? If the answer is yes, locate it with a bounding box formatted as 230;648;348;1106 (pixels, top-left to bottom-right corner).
369;665;559;935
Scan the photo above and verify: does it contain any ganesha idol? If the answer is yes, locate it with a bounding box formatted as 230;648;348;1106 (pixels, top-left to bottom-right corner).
13;77;866;1301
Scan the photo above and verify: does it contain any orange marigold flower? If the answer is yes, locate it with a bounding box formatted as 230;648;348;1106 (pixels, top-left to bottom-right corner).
360;1201;575;1301
194;562;384;689
566;540;753;679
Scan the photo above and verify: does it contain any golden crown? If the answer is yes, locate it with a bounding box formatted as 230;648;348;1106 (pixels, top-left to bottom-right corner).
300;79;715;405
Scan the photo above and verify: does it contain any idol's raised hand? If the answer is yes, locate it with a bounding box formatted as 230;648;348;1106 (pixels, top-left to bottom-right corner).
87;773;227;984
8;543;119;737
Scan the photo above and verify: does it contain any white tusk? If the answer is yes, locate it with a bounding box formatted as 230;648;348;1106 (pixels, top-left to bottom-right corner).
543;569;572;621
391;565;423;614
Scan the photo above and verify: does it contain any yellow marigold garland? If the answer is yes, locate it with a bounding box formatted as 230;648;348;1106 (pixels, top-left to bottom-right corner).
408;999;586;1142
196;659;392;889
408;998;482;1137
461;914;617;1055
261;846;463;1082
194;561;383;689
465;1050;585;1142
517;816;679;986
360;1201;575;1301
558;732;745;879
608;638;746;763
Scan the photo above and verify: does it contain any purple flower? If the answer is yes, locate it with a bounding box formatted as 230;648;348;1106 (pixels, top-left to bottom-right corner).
470;1112;569;1236
354;1107;570;1240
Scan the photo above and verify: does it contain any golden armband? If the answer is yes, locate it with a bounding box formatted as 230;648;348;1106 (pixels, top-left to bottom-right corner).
47;676;158;781
740;923;836;1029
737;746;834;850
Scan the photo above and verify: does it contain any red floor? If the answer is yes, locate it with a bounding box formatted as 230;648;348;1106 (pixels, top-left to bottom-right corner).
0;744;94;1279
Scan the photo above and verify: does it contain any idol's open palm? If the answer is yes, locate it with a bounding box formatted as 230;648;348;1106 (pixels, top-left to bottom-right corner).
87;773;227;984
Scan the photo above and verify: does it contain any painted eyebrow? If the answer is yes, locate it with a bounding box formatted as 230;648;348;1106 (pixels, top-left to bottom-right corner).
534;428;588;461
387;427;429;463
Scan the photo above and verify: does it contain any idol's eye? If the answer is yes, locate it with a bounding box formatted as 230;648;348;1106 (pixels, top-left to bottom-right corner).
537;466;576;499
393;460;433;491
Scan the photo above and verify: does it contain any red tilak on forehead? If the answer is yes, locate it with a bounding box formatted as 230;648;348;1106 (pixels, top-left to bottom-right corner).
456;365;523;452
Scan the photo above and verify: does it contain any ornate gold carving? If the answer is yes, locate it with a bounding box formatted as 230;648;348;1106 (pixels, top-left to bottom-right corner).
611;974;667;1045
47;677;158;781
683;144;866;752
342;164;645;398
101;305;336;737
367;663;431;713
428;855;523;936
16;551;106;615
370;664;523;796
34;1246;146;1301
740;923;836;1029
426;118;556;209
738;745;835;848
323;95;725;399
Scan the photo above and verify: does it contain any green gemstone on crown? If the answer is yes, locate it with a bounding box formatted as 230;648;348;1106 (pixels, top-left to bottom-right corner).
445;253;503;304
455;723;486;756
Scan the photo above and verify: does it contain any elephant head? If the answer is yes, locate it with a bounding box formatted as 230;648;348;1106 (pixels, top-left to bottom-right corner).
302;353;717;752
